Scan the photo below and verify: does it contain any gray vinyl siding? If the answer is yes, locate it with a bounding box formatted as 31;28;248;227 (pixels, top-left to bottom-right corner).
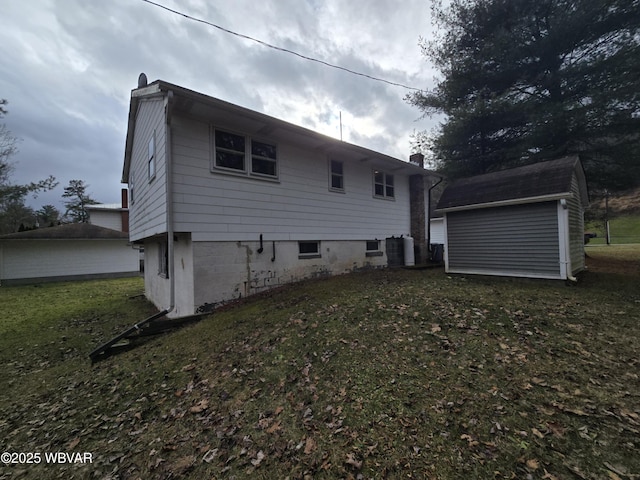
446;202;561;278
568;176;585;274
128;98;167;242
170;115;414;242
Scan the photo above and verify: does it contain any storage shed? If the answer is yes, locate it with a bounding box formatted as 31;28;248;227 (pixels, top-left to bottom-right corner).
437;156;589;280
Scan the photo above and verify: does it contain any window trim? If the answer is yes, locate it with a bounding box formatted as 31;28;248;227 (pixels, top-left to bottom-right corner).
329;159;345;192
366;239;383;257
298;241;321;259
373;170;395;200
211;127;279;180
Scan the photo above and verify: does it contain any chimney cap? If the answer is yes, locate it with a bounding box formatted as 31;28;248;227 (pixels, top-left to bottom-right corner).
138;73;148;88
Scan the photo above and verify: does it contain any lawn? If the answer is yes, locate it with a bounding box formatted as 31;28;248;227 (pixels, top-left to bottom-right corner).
1;247;639;480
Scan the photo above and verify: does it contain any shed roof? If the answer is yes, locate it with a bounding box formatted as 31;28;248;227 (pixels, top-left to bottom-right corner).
437;156;588;212
0;223;129;240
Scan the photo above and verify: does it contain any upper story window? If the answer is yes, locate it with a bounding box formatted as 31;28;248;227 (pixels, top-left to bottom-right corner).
213;128;278;179
329;160;344;191
374;170;394;199
215;130;246;172
148;131;156;180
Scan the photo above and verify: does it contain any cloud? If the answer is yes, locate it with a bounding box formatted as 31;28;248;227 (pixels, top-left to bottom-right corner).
0;0;438;211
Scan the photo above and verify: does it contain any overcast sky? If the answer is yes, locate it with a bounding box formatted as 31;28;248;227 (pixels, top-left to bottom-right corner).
0;0;439;211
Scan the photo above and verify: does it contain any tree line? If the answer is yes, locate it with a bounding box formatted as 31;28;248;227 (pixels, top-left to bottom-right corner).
0;100;98;234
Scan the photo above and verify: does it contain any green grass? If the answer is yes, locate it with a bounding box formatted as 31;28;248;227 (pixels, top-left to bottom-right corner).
1;250;639;480
585;214;640;244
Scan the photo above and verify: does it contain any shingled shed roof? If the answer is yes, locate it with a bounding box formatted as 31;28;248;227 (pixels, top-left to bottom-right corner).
437;156;588;212
0;223;128;240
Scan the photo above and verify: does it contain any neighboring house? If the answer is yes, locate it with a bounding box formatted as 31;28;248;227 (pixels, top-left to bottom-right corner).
86;189;130;232
0;223;140;285
436;156;589;280
122;76;440;317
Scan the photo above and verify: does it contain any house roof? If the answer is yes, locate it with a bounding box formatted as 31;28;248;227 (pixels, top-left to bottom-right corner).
122;78;441;183
0;223;129;240
436;156;588;212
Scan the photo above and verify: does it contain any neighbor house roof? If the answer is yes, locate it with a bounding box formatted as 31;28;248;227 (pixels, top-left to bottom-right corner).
436;156;588;212
0;223;129;240
122;79;441;183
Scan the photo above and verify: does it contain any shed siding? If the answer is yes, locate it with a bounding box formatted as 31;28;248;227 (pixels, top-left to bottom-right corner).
446;202;561;278
568;176;585;274
170;116;414;242
128;98;167;242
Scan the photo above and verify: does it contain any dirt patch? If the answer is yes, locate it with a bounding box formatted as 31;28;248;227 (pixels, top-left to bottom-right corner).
585;245;640;275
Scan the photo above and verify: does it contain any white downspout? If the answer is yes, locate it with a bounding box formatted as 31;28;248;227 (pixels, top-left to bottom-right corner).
165;90;176;315
559;199;577;282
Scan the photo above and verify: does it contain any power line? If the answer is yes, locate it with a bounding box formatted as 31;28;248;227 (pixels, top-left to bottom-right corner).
140;0;422;91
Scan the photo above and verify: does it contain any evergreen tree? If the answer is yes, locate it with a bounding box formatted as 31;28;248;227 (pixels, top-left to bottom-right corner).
408;0;640;190
62;179;98;223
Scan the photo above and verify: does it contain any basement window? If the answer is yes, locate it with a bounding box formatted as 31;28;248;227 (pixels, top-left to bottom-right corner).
366;240;383;257
298;241;321;259
374;170;394;199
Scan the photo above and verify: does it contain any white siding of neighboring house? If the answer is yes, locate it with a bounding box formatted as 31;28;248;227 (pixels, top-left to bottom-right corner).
128;98;168;242
89;209;123;231
0;240;139;284
170;115;414;242
430;217;445;244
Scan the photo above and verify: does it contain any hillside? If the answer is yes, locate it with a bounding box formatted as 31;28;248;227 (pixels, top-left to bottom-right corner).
591;187;640;215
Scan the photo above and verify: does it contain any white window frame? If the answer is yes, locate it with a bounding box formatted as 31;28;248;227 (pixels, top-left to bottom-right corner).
366;239;383;257
298;241;321;259
329;159;345;192
373;170;395;199
211;127;278;180
148;131;156;181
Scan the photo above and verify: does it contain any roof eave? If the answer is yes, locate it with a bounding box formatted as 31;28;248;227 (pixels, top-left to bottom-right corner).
437;192;572;214
132;80;440;178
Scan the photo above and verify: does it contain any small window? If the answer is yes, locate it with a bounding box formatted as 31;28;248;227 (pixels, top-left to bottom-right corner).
251;140;277;177
299;241;321;258
158;240;169;278
366;239;383;257
215;129;246;172
366;240;380;251
374;170;395;199
148;133;156;180
330;160;344;191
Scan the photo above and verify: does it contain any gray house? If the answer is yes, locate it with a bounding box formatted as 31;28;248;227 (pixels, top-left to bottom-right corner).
122;77;439;317
437;156;589;280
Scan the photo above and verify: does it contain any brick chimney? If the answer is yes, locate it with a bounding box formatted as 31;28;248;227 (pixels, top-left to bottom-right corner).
121;188;129;233
409;153;426;264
